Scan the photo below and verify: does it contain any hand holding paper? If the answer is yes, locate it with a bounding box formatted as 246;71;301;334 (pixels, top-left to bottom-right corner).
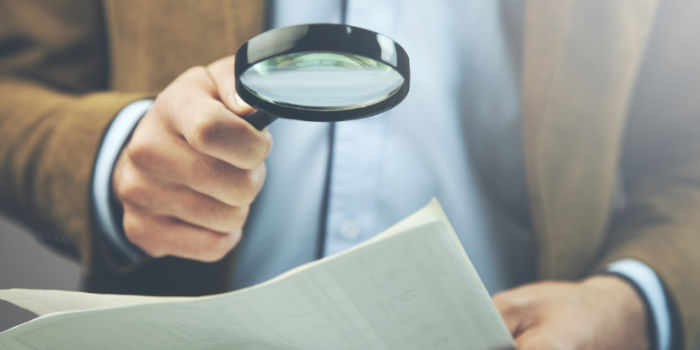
0;200;515;350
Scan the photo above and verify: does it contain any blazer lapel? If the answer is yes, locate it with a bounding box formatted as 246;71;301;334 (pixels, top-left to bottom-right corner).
521;0;659;279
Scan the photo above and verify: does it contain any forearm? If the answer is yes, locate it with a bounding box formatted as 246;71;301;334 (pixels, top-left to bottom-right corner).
0;77;149;270
593;155;700;350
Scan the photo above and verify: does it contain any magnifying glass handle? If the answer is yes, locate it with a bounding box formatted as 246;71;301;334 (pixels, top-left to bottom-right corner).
246;110;278;130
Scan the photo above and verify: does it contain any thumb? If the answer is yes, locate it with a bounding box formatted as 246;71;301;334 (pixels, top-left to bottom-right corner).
207;55;255;116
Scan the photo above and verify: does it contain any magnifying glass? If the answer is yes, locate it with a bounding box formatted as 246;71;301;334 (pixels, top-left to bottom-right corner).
235;23;410;130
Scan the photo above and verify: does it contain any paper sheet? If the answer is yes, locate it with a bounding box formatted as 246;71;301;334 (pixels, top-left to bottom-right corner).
0;199;515;350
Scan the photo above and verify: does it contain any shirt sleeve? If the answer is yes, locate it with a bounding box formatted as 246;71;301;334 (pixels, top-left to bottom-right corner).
91;99;154;266
606;259;672;350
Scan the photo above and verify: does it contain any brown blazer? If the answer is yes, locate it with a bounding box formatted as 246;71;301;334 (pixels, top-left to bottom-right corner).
1;0;698;348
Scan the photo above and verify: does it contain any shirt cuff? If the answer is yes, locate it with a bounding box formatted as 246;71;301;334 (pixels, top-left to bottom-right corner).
91;99;154;265
606;259;672;350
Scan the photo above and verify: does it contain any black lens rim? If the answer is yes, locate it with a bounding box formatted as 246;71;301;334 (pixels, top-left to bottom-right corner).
235;23;410;122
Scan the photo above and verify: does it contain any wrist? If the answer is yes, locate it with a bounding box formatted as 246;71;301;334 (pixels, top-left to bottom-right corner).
582;275;650;350
92;99;154;270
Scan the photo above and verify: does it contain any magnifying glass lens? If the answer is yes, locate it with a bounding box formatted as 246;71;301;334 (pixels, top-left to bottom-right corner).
235;24;410;128
239;52;405;111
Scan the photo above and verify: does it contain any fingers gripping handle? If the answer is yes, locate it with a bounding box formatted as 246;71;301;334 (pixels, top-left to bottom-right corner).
246;110;278;130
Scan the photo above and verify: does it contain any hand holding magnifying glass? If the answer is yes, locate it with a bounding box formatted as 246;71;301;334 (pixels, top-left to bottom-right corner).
110;24;409;264
235;23;410;129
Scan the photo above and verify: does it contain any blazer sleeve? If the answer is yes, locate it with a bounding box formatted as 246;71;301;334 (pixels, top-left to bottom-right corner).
594;9;700;346
599;119;700;349
0;1;149;270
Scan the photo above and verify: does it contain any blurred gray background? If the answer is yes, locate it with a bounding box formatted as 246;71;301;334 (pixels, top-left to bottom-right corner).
0;215;79;331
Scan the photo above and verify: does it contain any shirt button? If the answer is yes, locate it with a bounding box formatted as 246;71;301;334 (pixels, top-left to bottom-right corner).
339;220;361;240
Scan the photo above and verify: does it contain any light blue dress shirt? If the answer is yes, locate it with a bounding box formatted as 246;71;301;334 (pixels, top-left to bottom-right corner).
237;0;535;293
91;1;671;348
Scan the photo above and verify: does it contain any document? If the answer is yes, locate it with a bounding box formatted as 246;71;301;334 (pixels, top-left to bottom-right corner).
0;199;514;350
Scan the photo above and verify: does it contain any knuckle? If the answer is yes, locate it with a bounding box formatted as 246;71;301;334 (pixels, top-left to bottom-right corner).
493;293;516;313
188;111;225;153
126;140;156;170
182;65;208;80
216;206;245;232
233;177;260;206
229;230;243;247
199;233;235;262
114;170;142;204
152;87;181;119
122;213;140;243
152;91;171;113
259;132;273;158
122;215;165;258
241;167;265;202
235;206;250;226
229;206;250;230
205;59;223;73
156;65;211;118
151;92;167;110
206;55;234;72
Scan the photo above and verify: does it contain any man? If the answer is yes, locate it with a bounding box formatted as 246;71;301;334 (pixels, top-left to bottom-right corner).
1;0;698;349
